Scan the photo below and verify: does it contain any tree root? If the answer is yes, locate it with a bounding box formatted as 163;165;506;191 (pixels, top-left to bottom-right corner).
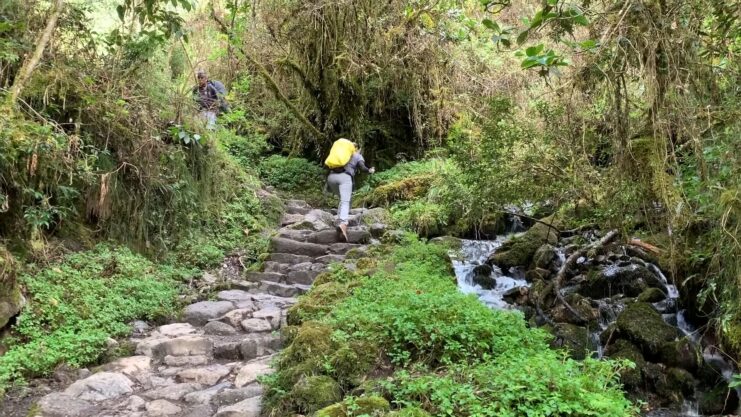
551;230;620;325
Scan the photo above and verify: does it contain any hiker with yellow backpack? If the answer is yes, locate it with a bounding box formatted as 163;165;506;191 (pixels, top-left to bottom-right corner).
324;138;375;241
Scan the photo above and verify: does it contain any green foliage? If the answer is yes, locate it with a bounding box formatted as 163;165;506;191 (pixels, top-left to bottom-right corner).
259;155;325;194
0;245;190;393
265;236;636;416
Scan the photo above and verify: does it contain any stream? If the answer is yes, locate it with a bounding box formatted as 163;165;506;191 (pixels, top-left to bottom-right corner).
450;235;740;417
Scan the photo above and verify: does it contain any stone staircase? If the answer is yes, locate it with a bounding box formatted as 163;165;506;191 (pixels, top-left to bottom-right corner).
34;199;383;417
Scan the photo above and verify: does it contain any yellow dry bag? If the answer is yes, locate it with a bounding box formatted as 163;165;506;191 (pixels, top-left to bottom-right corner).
324;138;356;169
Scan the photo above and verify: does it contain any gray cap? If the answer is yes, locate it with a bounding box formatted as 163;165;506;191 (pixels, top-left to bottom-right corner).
196;69;207;78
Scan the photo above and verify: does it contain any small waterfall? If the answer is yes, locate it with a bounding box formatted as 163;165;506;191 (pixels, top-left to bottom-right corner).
451;238;529;310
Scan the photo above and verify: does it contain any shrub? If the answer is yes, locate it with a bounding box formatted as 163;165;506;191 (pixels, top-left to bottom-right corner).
259;155;325;193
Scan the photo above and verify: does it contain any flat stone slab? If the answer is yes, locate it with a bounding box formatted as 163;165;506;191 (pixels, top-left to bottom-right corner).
177;364;231;385
241;318;272;333
251;307;282;329
215;396;262;417
146;399;182;416
152;335;213;359
234;362;273;387
269;237;328;257
214;383;264;406
246;271;285;283
157;323;197;337
257;281;306;298
142;382;203;401
218;308;254;328
65;372;134;402
184;301;235;326
106;355;151;376
280;213;304;226
315;254;346;264
37;392;96;417
217;290;252;302
164;355;210;367
184;382;232;405
240;334;282;360
287;270;321;285
204;321;238;336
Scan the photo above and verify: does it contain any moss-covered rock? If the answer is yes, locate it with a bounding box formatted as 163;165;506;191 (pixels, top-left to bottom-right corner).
281;321;335;364
488;220;559;270
315;395;390;417
549;293;599;326
329;341;379;387
605;339;645;388
699;382;740;415
384;407;433;417
545;323;594;360
615;302;677;357
658;338;700;373
637;287;666;303
532;244;556;269
0;245;24;329
291;375;342;413
578;264;659;299
287;282;353;325
356;207;391;225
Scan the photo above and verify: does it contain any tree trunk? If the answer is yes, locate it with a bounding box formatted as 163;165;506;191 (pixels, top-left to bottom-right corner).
6;0;65;108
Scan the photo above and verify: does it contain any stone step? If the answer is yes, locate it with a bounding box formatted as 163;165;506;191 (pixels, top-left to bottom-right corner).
256;281;310;298
328;242;364;255
263;261;289;274
280;213;305;226
245;271;285;284
269;237;328;257
311;228;371;244
267;253;313;265
286;270;321;285
315;254;346;264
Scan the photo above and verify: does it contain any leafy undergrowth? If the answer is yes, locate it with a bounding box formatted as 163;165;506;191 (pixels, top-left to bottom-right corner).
0;245;194;393
258;155;330;206
264;235;637;417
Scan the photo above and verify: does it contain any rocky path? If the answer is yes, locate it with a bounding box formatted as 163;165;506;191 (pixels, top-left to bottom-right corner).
34;199;384;417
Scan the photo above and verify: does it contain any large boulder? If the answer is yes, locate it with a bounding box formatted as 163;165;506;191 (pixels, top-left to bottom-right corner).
699;382;740;415
532;244;556;269
658;338;700;373
0;246;24;330
488;220;559;270
545;323;595;360
37;393;97;417
184;301;235;326
471;264;495;289
605;339;645;388
615;302;678;357
64;372;134;402
290;209;335;231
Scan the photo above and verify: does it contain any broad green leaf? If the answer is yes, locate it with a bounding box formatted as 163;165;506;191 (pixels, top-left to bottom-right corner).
516;30;529;45
525;44;544;57
482;19;500;32
116;5;125;21
547;0;559;5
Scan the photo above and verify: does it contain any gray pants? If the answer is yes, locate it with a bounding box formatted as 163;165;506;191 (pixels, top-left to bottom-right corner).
327;172;353;225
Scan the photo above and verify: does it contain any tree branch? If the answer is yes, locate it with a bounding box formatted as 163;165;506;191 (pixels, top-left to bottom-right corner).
209;4;325;141
6;0;65;108
551;230;620;324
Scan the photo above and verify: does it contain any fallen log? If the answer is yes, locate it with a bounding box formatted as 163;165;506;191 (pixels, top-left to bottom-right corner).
550;230;620;324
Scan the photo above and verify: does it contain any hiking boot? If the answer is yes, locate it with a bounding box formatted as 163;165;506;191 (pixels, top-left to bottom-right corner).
337;223;349;242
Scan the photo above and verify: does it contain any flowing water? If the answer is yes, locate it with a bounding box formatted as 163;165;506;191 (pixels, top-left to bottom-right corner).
450;238;529;310
450;233;740;416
